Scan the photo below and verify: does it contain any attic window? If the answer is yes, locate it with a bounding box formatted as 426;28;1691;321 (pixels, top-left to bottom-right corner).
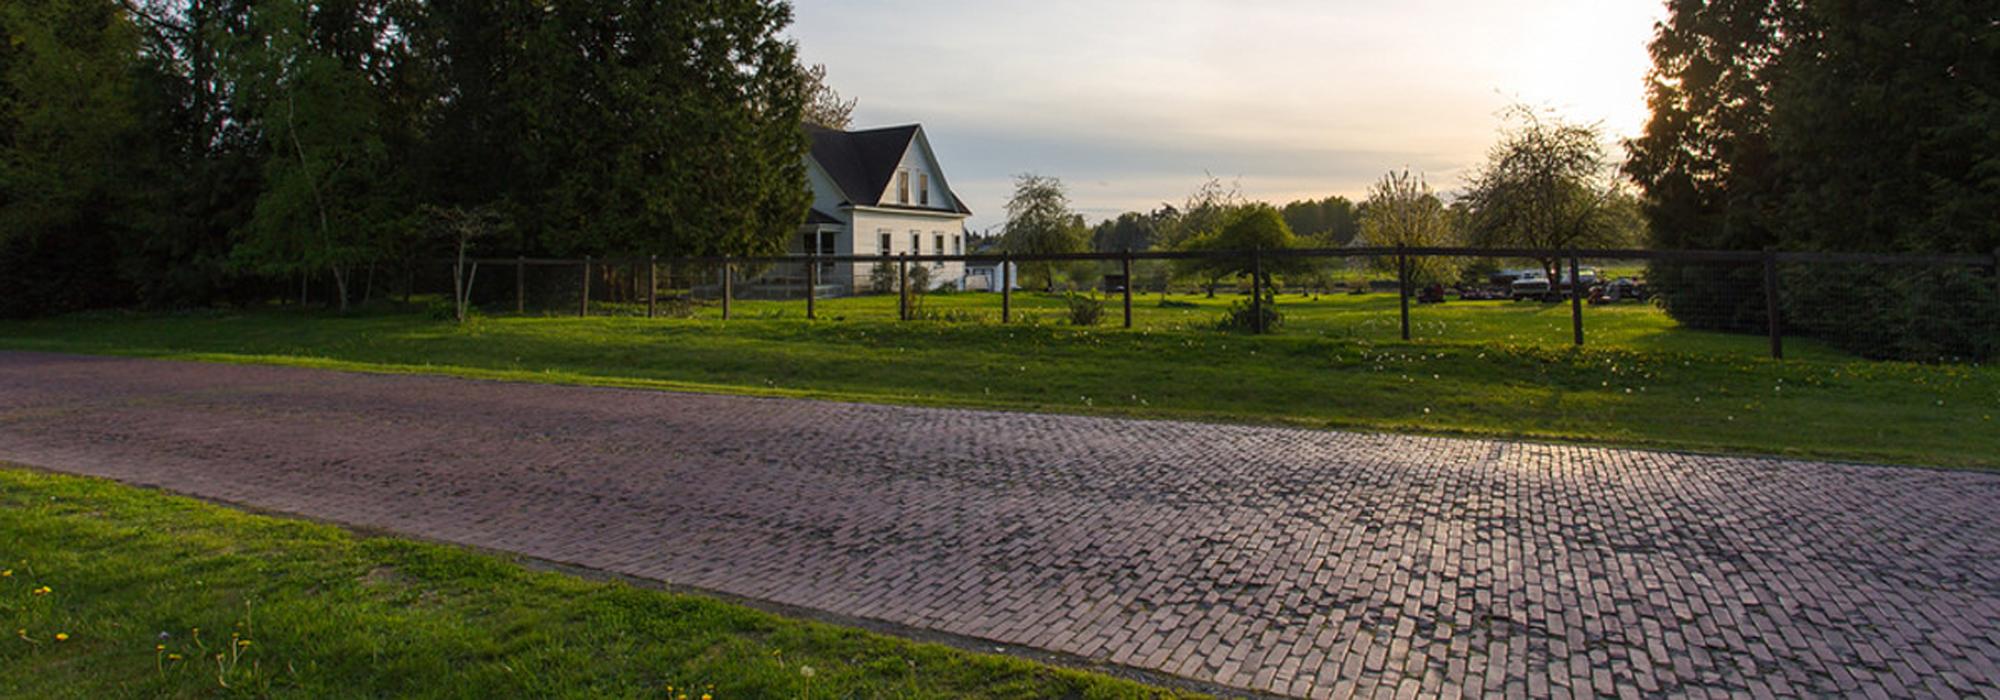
897;171;910;204
919;174;930;206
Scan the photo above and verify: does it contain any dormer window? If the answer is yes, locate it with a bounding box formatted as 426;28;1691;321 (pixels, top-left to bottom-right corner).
919;174;930;206
897;171;910;204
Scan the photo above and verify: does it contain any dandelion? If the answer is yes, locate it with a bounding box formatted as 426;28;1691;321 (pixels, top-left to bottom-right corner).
167;653;182;661
799;665;816;678
237;639;252;648
31;585;51;596
156;644;166;652
54;633;68;642
1;569;10;577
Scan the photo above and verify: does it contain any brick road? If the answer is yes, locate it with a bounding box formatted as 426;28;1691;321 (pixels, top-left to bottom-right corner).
1;352;1996;698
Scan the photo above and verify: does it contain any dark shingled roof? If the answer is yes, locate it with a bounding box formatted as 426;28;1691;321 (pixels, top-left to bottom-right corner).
805;208;842;225
807;124;972;215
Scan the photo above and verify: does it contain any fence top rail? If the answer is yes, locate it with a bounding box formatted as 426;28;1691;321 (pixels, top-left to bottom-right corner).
449;247;1999;268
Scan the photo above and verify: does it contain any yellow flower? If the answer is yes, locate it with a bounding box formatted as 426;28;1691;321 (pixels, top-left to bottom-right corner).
31;586;50;596
54;633;68;642
155;644;166;652
167;653;182;661
237;639;252;648
1;569;11;577
702;694;712;700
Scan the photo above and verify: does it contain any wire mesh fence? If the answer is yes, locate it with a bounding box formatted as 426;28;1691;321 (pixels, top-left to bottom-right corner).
430;247;2000;363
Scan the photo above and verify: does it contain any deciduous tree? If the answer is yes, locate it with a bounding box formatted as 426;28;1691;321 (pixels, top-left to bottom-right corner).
1359;169;1460;286
1000;173;1089;292
1462;107;1639;283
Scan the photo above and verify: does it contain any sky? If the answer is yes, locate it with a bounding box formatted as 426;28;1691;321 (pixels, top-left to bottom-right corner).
788;0;1667;232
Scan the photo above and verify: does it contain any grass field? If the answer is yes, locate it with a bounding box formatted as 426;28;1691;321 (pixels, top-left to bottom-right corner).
0;467;1185;698
2;294;1994;468
663;290;1851;360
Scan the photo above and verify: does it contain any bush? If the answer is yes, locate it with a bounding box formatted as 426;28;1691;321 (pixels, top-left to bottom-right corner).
1216;297;1282;332
1653;260;1999;361
907;264;932;293
1780;264;1998;361
1063;292;1104;326
868;261;898;294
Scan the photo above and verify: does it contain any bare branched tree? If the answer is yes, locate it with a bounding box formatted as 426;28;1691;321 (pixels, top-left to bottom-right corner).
799;63;856;130
424;204;507;323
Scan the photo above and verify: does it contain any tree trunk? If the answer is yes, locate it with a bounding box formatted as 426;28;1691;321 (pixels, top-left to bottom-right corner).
330;265;350;313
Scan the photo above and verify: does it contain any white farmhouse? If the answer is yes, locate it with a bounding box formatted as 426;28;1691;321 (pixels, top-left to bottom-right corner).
796;124;972;294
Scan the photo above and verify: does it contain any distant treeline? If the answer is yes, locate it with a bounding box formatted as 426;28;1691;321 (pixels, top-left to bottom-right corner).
0;0;813;316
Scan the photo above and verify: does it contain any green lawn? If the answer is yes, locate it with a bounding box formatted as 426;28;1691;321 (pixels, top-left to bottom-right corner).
689;291;1849;360
2;297;1995;468
0;467;1186;698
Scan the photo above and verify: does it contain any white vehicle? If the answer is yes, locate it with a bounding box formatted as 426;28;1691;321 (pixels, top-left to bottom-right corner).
1510;275;1550;301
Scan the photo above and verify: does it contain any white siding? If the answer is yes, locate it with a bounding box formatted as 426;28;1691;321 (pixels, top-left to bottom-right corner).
804;161;850;218
876;139;958;213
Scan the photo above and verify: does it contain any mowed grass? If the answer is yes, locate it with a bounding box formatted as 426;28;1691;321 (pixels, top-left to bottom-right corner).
0;467;1187;698
1;294;1995;469
695;291;1851;360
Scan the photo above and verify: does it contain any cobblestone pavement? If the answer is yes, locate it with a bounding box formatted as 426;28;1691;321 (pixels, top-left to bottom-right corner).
2;352;1997;697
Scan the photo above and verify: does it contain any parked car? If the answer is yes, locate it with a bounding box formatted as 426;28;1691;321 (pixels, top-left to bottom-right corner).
1510;276;1551;301
1514;268;1601;301
1589;277;1649;304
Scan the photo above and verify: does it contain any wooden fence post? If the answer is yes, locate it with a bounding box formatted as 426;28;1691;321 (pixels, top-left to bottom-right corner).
646;255;657;319
1251;247;1265;334
516;256;526;314
898;254;910;321
806;254;818;320
1397;245;1411;341
1122;249;1134;329
1569;253;1585;347
1001;253;1012;323
721;261;732;320
579;256;590;318
1764;250;1783;360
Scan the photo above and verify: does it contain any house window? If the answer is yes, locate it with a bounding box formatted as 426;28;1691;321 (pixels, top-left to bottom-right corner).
953;235;962;255
934;233;945;255
819;231;837;255
897;172;910;204
909;232;920;255
919;174;930;206
878;231;892;255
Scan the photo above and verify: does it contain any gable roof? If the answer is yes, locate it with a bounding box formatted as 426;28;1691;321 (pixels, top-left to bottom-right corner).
806;124;972;215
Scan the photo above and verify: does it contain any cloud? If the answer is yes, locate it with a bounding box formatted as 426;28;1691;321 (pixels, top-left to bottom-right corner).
790;0;1663;229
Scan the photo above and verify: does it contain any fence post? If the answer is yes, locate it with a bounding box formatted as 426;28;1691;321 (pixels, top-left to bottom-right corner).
516;256;526;315
1764;250;1783;360
1122;249;1134;329
806;254;818;320
898;254;910;321
1001;252;1012;323
1251;247;1266;334
721;261;732;320
646;255;657;319
1569;253;1585;347
1397;245;1411;341
579;256;590;317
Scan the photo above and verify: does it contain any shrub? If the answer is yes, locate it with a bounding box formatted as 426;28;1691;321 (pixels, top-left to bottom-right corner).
1216;298;1281;332
868;261;898;294
1063;293;1104;326
907;264;932;293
